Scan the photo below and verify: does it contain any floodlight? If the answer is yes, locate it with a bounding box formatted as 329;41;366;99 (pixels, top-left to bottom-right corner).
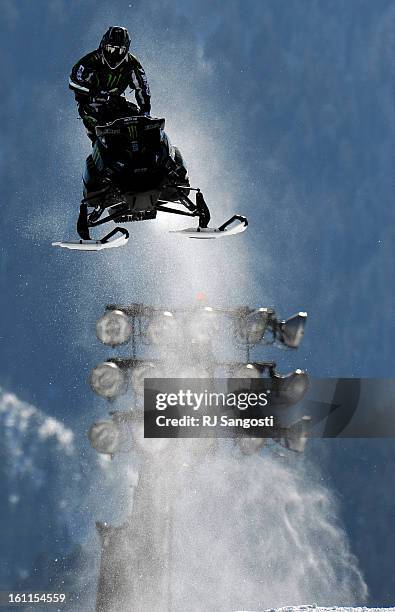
232;363;262;378
271;369;309;406
188;308;220;344
131;362;164;397
279;312;307;348
281;416;311;453
236;309;270;344
284;436;308;453
147;311;181;345
96;309;132;347
88;420;121;455
89;362;127;399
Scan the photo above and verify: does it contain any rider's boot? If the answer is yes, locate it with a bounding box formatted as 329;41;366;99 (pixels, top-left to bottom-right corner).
86;184;127;224
102;182;127;208
87;205;103;223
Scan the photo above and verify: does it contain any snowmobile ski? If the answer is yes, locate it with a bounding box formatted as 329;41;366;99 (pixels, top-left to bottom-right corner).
170;215;248;239
52;227;129;251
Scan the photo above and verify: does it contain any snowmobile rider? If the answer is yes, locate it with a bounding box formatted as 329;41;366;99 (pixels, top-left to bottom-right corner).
69;26;151;142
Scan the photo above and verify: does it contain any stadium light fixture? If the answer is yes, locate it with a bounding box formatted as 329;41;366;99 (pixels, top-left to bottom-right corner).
236;308;271;345
147;310;181;345
89;361;127;399
130;361;164;397
88;420;121;455
278;312;307;348
280;416;311;453
271;369;309;406
188;308;220;344
232;362;262;378
96;309;132;347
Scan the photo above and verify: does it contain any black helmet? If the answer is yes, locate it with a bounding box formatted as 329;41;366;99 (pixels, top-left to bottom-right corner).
100;26;131;69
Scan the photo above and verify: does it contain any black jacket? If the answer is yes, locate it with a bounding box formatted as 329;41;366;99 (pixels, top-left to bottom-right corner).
69;50;151;114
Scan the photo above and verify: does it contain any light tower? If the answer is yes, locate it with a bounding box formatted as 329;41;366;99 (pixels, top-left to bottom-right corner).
88;300;309;610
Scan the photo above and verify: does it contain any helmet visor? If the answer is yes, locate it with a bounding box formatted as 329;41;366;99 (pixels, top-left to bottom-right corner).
102;44;127;68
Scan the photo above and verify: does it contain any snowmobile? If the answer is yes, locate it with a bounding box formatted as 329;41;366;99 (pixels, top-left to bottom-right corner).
52;104;248;250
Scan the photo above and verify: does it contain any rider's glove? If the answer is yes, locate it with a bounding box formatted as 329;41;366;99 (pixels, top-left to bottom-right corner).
92;91;111;104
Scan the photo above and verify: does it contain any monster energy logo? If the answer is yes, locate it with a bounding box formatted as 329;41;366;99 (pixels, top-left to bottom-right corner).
127;125;138;138
106;72;123;87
